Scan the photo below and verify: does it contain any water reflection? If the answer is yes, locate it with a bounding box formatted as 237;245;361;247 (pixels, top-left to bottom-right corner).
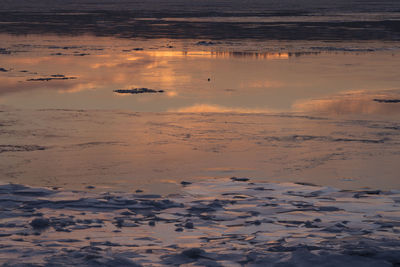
294;89;400;116
170;104;273;113
141;50;318;59
210;51;321;59
1;35;400;115
132;50;294;59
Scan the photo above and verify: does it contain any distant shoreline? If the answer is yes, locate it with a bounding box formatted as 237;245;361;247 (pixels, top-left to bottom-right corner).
1;7;400;41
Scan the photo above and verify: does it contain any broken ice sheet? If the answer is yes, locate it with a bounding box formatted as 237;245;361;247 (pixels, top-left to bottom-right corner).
0;179;399;266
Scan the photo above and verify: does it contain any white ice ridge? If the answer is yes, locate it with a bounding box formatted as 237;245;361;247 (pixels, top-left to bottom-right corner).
0;179;399;266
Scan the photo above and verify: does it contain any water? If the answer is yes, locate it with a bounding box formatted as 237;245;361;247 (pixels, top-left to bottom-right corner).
0;0;400;191
1;0;400;40
1;1;400;266
1;31;400;193
2;0;400;14
1;35;400;114
1;107;399;193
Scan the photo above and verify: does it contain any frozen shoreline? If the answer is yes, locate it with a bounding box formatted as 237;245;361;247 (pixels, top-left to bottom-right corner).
0;178;399;266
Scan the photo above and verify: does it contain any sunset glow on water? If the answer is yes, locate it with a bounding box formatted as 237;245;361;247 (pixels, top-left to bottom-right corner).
1;35;400;115
1;1;400;266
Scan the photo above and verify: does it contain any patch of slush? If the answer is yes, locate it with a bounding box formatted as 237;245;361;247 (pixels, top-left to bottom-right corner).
0;179;399;266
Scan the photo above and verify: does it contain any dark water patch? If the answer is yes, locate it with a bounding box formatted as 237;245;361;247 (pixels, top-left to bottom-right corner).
66;141;123;149
114;88;164;94
264;135;389;144
47;45;82;50
122;48;144;52
0;48;11;54
231;177;250;182
0;67;9;72
332;137;388;144
310;46;379;52
384;126;400;130
30;218;50;230
274;114;330;121
374;98;400;103
37;108;87;112
1;11;400;41
0;144;46;154
196;41;220;46
267;135;326;142
0;120;16;127
294;182;318;186
27;76;77;81
73;53;90;56
2;0;400;14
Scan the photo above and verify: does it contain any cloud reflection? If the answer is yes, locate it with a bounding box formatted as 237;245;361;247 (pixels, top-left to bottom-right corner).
0;49;290;98
2;35;400;113
170;104;272;113
294;89;400;115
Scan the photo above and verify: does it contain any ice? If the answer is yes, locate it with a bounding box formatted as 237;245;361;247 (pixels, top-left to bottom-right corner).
1;179;399;265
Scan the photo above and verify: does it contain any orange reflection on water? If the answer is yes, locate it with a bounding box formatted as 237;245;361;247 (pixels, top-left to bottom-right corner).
294;89;400;115
170;104;273;113
145;50;290;60
1;34;400;113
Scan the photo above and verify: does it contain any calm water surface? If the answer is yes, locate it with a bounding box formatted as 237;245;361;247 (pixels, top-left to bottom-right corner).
1;34;400;193
1;35;400;114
